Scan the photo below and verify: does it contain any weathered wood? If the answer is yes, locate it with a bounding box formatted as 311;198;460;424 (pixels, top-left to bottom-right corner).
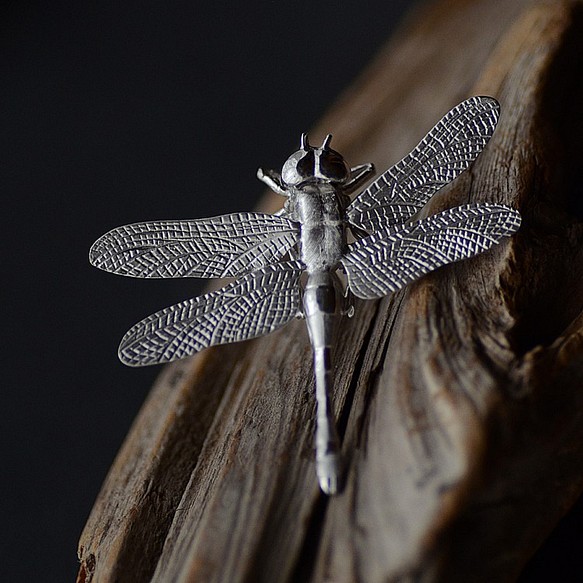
78;0;583;582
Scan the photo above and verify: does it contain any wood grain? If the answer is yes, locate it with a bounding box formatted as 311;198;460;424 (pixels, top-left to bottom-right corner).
78;0;583;581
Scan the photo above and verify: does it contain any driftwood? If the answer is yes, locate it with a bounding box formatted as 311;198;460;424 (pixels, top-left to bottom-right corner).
78;0;583;581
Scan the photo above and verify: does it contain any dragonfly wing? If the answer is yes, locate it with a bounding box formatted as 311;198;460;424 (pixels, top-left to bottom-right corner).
89;212;300;278
119;261;303;366
341;204;521;300
346;96;500;232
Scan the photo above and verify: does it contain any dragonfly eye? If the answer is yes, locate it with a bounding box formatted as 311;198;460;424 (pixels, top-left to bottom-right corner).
316;150;350;183
282;150;315;186
281;134;351;186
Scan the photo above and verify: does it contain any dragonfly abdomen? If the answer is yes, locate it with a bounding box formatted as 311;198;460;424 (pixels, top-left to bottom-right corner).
303;271;343;494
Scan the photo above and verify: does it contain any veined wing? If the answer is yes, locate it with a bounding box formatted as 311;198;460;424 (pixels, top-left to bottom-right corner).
119;261;303;366
341;204;520;300
346;96;500;233
89;212;299;278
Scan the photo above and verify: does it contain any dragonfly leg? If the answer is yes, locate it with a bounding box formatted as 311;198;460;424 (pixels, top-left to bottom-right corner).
344;163;376;195
257;167;288;196
342;291;355;319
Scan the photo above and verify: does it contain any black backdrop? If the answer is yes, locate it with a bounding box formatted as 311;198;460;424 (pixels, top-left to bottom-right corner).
1;2;581;581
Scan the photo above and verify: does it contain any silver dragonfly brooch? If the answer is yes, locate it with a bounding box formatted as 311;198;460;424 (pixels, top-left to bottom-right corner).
90;96;521;495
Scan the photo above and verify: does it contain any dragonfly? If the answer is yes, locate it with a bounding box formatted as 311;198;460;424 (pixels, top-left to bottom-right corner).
90;96;521;495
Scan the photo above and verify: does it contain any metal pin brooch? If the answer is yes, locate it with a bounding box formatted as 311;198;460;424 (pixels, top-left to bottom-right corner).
90;96;521;495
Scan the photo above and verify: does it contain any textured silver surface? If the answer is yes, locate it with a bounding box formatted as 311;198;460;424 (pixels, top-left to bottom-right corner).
91;97;521;494
89;213;299;278
346;96;500;233
342;204;521;299
118;262;302;366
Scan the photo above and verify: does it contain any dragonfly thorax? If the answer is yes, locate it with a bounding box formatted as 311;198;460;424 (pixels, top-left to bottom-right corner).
281;133;351;187
288;184;346;272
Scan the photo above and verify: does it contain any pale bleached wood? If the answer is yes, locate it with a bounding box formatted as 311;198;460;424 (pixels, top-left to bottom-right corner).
78;1;583;582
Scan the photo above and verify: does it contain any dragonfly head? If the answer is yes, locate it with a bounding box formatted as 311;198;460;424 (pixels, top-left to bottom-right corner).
281;133;351;187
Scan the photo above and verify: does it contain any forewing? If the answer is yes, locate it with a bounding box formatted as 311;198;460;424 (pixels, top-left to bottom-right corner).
89;212;299;278
341;204;521;300
346;96;500;232
119;261;303;366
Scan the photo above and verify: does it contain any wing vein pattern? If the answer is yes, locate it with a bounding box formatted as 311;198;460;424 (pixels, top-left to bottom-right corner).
89;212;299;278
119;262;303;366
341;204;521;300
346;96;500;232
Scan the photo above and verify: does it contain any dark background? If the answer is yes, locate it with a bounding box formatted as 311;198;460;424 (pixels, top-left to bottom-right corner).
1;1;580;581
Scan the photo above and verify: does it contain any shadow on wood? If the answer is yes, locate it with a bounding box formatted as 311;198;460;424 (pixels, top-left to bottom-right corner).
78;0;583;581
